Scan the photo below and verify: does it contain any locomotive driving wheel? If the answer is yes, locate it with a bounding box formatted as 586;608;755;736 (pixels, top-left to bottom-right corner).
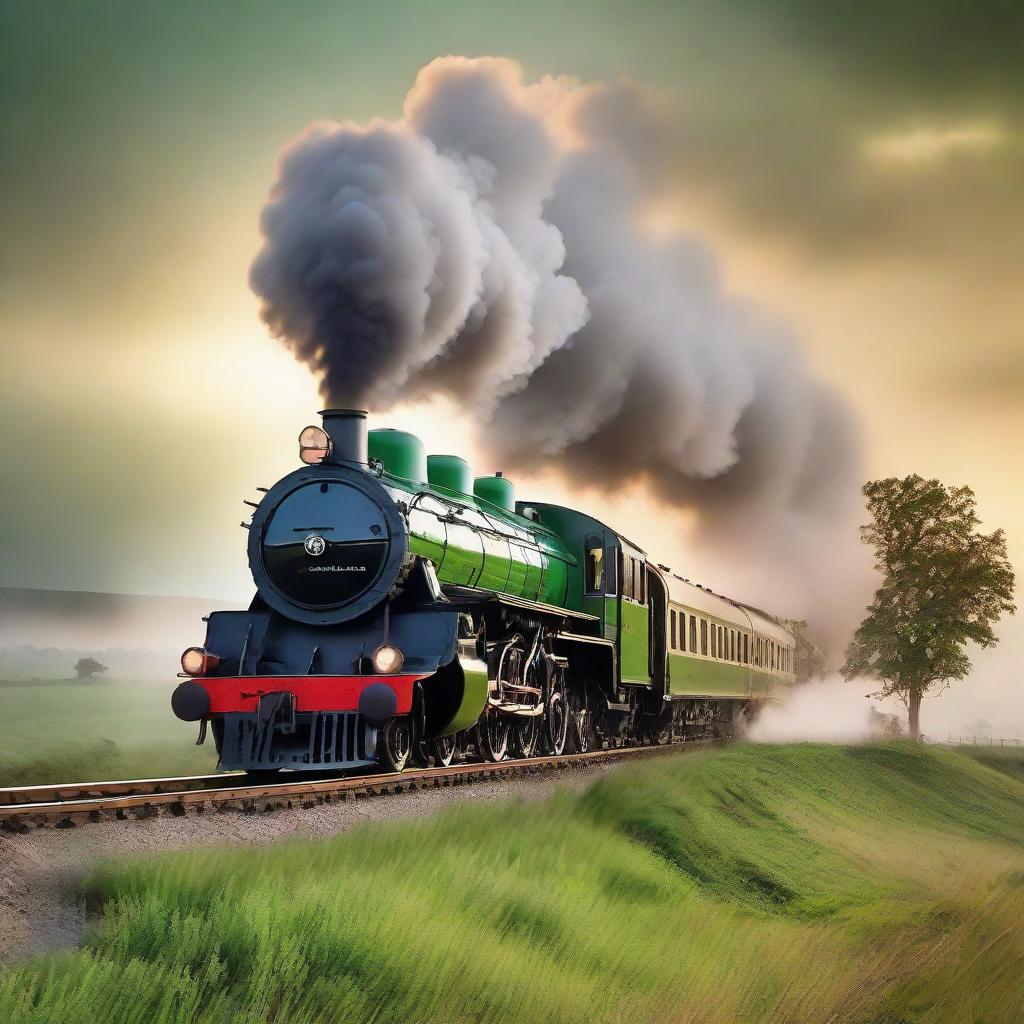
510;714;539;758
545;686;569;756
567;693;593;753
477;709;510;762
430;734;458;767
378;717;413;773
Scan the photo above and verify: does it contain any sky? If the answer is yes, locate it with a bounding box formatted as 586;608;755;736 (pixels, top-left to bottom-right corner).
0;0;1021;676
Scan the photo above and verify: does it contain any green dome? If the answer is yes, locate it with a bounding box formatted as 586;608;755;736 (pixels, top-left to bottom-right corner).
427;454;473;495
369;429;427;482
474;474;515;513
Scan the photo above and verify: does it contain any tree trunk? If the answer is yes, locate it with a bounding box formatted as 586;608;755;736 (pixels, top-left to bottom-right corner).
908;690;922;740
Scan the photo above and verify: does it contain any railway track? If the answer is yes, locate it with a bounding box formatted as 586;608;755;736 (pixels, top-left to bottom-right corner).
0;739;718;832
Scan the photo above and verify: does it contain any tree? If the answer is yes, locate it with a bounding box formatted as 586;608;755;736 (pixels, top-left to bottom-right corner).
842;476;1015;739
783;618;828;683
74;656;108;680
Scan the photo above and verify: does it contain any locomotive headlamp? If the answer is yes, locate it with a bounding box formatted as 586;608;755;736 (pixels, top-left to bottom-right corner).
371;643;404;674
180;647;220;676
299;425;332;465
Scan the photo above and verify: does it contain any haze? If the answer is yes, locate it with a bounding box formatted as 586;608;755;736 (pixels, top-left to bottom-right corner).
0;3;1020;724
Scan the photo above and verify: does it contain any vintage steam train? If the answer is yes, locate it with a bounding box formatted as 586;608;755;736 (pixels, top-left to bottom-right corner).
171;409;795;773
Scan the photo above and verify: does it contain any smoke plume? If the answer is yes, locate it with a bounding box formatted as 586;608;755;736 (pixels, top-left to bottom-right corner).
250;56;869;636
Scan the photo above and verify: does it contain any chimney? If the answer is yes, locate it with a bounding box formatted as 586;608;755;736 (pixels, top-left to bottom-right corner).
320;409;368;466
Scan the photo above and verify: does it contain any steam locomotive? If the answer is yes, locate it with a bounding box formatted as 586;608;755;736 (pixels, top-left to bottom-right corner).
171;409;795;773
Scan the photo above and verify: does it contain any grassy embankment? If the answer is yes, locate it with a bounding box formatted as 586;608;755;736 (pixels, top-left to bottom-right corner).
0;680;217;786
2;742;1022;1023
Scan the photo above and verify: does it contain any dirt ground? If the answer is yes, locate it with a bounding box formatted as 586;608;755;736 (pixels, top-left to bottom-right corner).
0;762;607;966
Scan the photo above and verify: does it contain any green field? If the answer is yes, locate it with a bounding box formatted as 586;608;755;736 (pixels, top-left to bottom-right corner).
0;680;219;786
2;742;1022;1023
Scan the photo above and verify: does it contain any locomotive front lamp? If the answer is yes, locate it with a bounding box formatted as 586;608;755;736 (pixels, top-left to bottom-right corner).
299;425;332;465
372;643;405;674
181;647;220;676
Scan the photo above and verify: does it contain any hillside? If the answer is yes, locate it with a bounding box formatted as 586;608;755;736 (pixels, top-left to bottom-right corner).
2;742;1022;1023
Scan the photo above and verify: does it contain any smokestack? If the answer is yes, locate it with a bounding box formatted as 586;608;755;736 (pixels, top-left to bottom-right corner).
320;409;368;466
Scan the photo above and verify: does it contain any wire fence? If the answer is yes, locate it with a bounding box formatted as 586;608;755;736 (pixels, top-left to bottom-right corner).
938;735;1023;747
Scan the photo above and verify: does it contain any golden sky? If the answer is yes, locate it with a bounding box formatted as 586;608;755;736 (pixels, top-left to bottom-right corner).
1;0;1020;624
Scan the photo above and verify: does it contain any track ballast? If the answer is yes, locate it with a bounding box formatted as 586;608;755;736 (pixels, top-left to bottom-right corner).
0;739;720;831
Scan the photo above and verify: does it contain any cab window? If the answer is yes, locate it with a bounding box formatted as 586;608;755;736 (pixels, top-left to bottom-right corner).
584;536;604;594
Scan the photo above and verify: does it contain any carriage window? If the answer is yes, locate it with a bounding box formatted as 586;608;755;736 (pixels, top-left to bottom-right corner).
670;609;677;649
711;623;718;658
638;563;646;605
622;557;633;600
584;537;604;594
690;615;697;653
743;634;749;664
679;611;686;652
700;619;708;655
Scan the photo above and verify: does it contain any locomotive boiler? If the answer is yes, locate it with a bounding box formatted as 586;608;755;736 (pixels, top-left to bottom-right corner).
171;409;796;773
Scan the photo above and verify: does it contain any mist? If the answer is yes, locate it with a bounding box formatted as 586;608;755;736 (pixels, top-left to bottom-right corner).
250;56;872;638
749;613;1023;744
746;676;879;744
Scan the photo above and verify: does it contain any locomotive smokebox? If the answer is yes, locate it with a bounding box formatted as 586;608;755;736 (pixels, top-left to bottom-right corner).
320;408;368;466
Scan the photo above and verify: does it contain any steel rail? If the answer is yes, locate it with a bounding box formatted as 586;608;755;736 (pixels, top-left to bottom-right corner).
0;773;244;807
0;739;719;832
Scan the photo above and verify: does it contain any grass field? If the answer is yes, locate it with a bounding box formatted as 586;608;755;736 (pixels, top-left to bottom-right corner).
0;680;218;786
2;742;1022;1023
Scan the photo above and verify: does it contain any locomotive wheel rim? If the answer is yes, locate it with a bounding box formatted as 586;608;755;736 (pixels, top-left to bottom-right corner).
431;734;457;767
574;707;591;753
479;712;509;762
546;690;568;756
512;715;539;759
382;718;412;772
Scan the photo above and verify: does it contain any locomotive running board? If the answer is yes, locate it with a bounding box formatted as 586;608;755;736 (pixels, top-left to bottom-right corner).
441;586;601;625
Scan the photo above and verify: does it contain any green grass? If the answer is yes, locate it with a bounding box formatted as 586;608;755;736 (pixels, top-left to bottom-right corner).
2;742;1023;1023
0;679;217;786
956;742;1024;784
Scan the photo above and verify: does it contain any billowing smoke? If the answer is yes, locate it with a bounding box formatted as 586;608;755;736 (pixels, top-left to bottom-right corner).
250;57;869;639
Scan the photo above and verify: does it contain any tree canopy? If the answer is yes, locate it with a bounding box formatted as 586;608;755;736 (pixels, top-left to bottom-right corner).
74;656;109;680
842;476;1015;738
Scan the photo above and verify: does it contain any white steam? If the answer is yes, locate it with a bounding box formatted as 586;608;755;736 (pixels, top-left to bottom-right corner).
746;676;882;744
